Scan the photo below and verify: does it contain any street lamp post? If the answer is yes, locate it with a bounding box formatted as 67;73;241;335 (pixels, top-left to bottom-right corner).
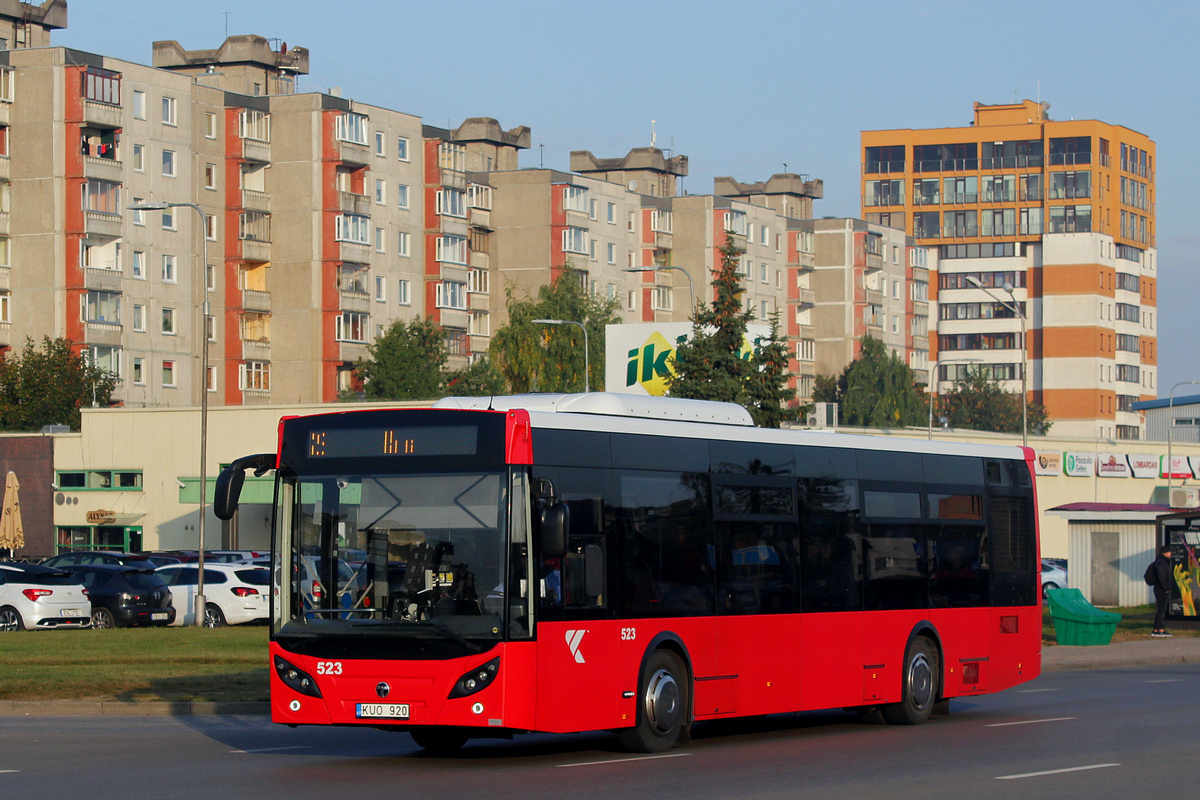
532;319;589;393
129;201;210;628
966;276;1028;446
623;265;696;316
1167;380;1200;499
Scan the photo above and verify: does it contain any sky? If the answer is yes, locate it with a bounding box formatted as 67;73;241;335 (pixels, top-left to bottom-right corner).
54;0;1200;397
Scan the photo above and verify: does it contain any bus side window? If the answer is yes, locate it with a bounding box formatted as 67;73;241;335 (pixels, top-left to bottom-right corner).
563;536;605;608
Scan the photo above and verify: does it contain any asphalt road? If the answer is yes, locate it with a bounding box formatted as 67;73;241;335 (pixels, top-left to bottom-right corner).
2;663;1196;800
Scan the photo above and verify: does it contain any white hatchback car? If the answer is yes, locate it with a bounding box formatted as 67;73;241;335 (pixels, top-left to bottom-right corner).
155;563;270;627
0;562;92;631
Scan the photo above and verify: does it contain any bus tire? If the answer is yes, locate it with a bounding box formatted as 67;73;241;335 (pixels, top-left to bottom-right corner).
410;726;469;754
616;649;689;753
882;637;938;726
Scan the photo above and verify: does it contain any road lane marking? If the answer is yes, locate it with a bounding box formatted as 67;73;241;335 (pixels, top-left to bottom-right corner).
1146;679;1181;683
0;770;18;774
1016;688;1058;693
987;716;1076;727
229;746;310;754
996;763;1119;780
558;753;692;768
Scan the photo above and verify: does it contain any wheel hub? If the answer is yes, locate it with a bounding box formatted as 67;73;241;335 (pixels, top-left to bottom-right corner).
644;668;680;734
908;653;932;710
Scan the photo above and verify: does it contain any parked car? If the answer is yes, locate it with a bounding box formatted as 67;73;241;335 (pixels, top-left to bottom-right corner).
133;553;184;568
155;563;270;627
1041;559;1069;598
59;565;174;629
206;550;268;564
0;562;91;631
42;551;157;570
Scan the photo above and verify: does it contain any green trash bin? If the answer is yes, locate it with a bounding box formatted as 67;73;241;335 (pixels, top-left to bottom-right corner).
1045;587;1121;646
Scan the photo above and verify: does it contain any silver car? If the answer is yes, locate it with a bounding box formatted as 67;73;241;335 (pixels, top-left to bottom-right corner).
1041;559;1068;598
0;563;91;631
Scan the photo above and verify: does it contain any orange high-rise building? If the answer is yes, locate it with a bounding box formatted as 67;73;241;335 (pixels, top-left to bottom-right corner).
862;100;1156;440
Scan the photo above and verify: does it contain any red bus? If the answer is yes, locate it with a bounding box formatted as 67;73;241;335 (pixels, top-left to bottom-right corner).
215;393;1041;753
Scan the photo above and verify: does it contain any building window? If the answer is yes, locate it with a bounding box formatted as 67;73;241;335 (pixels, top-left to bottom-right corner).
132;358;144;385
468;268;489;295
606;242;616;264
132;90;145;119
563;185;589;213
468;184;492;210
0;236;6;268
397;184;409;209
335;214;370;244
436;188;466;218
82;66;120;106
335;112;368;145
161;307;175;335
240;361;270;391
374;227;385;253
162;149;176;177
374;275;386;302
338;263;368;294
374;131;385;157
162;360;176;387
132;144;144;172
161;96;177;126
435;235;468;265
87;346;121;378
436;281;467;310
375;178;385;205
397;279;411;306
0;291;8;323
205;112;217;139
562;226;588;255
438;142;465;172
1116;364;1140;383
204;163;216;190
132;303;145;332
132;251;145;279
83;179;121;215
797;339;815;362
162;254;176;283
335;311;369;342
397;231;410;257
161;207;176;230
238;110;270;142
607;202;616;224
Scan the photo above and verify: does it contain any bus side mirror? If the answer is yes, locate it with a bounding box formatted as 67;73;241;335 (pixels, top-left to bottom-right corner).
214;453;275;521
540;502;568;559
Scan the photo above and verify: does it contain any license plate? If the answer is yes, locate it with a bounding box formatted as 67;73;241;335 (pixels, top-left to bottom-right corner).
151;612;168;621
60;608;81;617
356;703;409;719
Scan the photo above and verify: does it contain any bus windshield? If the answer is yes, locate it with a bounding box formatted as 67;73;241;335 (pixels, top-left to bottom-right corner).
274;468;531;644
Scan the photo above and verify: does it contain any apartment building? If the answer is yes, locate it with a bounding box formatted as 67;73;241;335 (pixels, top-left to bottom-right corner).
862;100;1157;439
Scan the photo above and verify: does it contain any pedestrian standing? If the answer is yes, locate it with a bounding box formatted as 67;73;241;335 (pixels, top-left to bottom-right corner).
1146;545;1174;638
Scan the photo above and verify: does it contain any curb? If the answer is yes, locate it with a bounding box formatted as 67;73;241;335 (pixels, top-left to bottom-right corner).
0;700;270;717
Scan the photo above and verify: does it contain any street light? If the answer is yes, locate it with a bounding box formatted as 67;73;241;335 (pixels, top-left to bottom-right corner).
1166;380;1200;499
966;276;1028;446
532;319;589;393
623;265;696;315
129;201;210;628
927;355;983;439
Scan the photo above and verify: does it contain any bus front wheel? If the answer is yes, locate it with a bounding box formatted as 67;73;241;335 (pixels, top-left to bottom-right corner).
616;649;689;753
882;637;938;725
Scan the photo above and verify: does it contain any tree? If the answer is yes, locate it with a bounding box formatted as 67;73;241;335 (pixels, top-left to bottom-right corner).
0;336;117;431
444;357;507;397
937;366;1051;435
489;271;620;393
667;234;798;427
816;335;925;428
356;317;446;400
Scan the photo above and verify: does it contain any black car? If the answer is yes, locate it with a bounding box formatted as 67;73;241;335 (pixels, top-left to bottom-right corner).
61;565;175;629
43;551;158;570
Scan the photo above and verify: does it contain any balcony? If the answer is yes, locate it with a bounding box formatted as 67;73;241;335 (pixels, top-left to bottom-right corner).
439;168;467;191
83;155;123;184
0;102;8;127
84;211;122;238
338;138;370;166
0;157;9;182
338;240;371;263
338;290;370;313
242;289;270;313
242;339;271;360
242;189;270;213
438;215;469;239
339;191;371;216
82;100;122;130
0;210;7;236
796;287;815;307
865;287;883;306
242;138;270;164
338;341;369;362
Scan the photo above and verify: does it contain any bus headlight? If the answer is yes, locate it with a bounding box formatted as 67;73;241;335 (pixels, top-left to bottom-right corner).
274;655;322;698
448;657;499;699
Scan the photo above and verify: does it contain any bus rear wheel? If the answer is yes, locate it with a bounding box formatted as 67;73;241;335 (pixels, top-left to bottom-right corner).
410;727;469;754
882;637;938;725
616;649;689;753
